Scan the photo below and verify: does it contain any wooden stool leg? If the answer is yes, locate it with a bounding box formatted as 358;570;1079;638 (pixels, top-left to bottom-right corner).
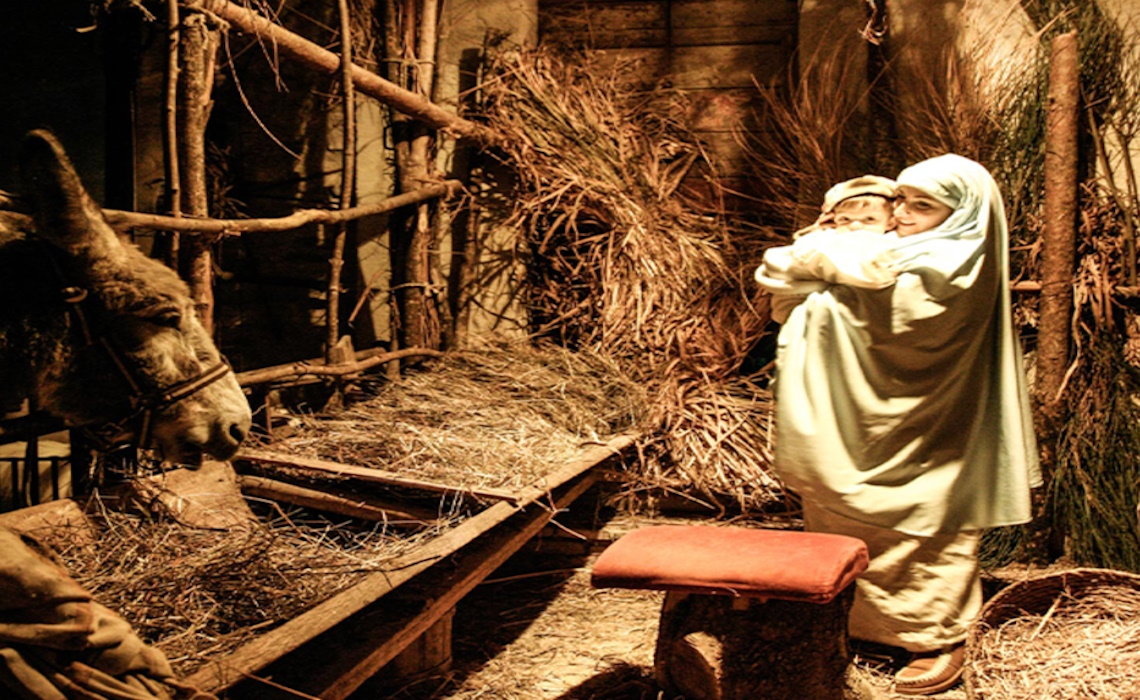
654;588;859;700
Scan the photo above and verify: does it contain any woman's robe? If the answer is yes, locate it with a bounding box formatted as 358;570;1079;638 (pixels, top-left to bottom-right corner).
756;154;1041;537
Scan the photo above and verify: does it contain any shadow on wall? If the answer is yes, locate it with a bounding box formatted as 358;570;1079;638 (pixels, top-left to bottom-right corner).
0;0;108;202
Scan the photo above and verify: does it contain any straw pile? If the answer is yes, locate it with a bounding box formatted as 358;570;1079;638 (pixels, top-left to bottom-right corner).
968;577;1140;699
477;47;778;510
261;340;648;493
34;497;445;677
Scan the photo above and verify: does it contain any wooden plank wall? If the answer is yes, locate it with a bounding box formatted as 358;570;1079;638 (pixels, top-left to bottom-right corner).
539;0;798;212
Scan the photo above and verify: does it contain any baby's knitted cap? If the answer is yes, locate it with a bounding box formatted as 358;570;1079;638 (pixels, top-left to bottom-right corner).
821;175;898;213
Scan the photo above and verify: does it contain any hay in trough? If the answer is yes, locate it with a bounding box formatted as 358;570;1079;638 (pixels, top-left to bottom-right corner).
968;572;1140;699
262;340;649;493
21;341;647;678
476;47;779;511
33;496;448;677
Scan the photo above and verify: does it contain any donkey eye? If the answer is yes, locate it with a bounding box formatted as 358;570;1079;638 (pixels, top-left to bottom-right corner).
149;307;183;329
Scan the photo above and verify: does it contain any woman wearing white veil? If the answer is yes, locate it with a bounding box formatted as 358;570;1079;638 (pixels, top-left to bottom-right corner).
757;154;1041;695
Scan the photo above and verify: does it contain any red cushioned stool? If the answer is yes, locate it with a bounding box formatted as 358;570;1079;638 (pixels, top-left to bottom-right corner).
591;526;870;700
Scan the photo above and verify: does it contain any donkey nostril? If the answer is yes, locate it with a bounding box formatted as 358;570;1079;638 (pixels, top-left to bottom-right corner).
228;422;248;446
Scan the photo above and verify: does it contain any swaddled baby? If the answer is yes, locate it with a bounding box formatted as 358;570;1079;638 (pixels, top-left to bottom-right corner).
756;174;900;323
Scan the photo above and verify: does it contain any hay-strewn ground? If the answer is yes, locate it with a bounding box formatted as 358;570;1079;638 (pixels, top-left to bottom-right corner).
353;513;968;700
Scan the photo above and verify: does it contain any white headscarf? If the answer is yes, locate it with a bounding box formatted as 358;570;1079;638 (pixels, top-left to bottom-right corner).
772;154;1041;536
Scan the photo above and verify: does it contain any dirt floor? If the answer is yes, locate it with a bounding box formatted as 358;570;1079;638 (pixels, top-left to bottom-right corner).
350;512;968;700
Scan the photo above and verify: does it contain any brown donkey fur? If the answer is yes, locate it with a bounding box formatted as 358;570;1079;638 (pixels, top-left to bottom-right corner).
0;131;250;465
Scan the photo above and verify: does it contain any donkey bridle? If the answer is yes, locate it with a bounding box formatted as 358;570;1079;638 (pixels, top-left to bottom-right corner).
57;282;231;451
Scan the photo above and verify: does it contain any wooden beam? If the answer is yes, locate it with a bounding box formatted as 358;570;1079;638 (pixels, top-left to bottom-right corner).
1037;30;1080;406
4;183;463;236
0;413;66;446
236;474;440;525
236;448;519;502
186;433;637;696
103;181;462;234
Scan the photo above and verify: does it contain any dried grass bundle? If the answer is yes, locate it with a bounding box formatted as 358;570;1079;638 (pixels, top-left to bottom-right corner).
639;376;782;512
264;340;649;492
35;497;446;677
477;47;777;509
744;44;886;234
969;582;1140;699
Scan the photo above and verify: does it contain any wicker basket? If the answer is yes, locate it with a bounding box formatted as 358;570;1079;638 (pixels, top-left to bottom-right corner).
965;567;1140;699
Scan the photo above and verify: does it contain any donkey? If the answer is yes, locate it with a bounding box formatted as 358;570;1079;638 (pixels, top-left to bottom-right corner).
0;130;251;467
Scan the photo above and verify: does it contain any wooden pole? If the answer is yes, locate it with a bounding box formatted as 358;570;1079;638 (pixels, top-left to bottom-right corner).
327;0;358;364
382;0;406;381
237;474;439;524
178;11;220;333
236;448;518;501
99;180;462;233
163;0;183;269
1036;30;1079;406
1028;30;1080;563
234;346;443;386
411;0;442;350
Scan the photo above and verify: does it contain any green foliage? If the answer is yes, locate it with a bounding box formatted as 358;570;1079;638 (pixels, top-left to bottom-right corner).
1051;335;1140;572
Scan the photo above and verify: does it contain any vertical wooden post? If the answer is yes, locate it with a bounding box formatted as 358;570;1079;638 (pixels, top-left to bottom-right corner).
388;608;454;682
391;0;440;352
164;0;183;269
384;0;408;379
67;430;93;499
1037;30;1079;407
1029;30;1080;562
179;10;219;333
327;0;358;364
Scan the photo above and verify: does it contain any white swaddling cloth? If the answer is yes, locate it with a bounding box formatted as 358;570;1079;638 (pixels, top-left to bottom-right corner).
755;228;900;324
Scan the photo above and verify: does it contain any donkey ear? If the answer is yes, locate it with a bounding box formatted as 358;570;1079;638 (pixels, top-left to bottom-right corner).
18;130;126;262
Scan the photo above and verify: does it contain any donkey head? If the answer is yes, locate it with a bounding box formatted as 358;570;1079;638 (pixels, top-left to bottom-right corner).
17;130;251;465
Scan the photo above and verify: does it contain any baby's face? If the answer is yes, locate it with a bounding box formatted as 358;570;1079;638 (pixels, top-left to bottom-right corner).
833;208;895;234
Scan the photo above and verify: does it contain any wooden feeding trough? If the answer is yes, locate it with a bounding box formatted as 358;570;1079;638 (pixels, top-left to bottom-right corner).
1;432;638;700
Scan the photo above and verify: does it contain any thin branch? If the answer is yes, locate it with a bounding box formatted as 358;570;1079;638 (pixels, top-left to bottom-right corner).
235;347;443;386
164;0;183;268
99;180;463;233
327;0;357;359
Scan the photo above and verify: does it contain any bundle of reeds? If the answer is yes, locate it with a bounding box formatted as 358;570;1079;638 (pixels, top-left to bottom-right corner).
476;48;778;510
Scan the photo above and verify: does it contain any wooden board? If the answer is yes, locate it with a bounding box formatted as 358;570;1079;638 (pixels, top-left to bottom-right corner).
593;44;789;89
236;448;518;502
541;0;797;48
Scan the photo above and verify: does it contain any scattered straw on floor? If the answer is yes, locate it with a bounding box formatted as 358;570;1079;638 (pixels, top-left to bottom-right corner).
969;587;1140;699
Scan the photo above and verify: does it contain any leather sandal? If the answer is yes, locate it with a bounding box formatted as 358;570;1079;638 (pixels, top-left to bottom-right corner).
894;643;966;696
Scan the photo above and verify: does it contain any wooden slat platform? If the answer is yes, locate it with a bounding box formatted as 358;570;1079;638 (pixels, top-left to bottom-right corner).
187;432;639;699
